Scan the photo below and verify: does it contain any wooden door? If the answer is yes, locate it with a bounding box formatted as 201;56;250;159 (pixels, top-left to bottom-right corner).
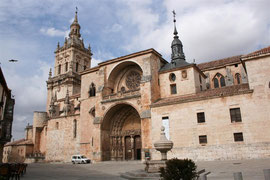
134;136;141;160
125;136;132;160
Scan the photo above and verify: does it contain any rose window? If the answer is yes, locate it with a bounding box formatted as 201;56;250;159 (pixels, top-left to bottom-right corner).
125;71;141;90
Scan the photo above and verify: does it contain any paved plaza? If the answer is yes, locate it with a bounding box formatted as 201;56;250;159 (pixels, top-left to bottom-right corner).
21;159;270;180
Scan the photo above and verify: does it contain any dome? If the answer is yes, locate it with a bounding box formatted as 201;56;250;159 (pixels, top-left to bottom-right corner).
171;36;182;47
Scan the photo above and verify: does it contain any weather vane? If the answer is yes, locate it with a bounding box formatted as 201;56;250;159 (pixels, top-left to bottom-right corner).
76;6;78;13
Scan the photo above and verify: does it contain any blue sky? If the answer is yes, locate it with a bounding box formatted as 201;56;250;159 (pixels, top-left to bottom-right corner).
1;0;270;140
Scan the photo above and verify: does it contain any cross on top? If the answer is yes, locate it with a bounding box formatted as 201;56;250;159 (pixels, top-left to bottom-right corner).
76;7;78;13
172;10;176;22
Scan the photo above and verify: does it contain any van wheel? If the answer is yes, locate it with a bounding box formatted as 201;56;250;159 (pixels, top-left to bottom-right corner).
72;161;75;164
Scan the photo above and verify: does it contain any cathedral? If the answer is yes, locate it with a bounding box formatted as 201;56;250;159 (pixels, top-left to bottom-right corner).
8;11;270;163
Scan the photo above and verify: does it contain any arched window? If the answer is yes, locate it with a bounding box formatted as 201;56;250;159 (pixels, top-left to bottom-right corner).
76;62;79;72
213;73;226;88
220;76;225;87
65;62;68;72
73;120;77;138
89;83;96;97
213;78;219;88
235;73;241;85
58;65;61;75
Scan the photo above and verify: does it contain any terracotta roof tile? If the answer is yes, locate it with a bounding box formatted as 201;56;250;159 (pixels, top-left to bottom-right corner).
243;46;270;58
152;84;252;107
197;55;241;71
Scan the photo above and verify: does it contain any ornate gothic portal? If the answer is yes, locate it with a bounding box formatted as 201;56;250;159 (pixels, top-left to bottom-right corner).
101;104;142;161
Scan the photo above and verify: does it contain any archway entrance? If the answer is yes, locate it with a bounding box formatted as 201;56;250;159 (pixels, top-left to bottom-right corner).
101;104;141;161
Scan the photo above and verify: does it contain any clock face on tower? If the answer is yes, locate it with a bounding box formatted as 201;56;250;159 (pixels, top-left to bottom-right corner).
125;71;141;90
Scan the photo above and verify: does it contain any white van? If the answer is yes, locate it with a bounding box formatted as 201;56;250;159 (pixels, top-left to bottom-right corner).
71;155;91;164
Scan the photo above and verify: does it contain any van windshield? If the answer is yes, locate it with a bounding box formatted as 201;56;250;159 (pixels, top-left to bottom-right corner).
81;156;86;158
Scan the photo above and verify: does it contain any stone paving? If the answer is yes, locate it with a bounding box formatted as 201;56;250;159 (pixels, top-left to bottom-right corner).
22;159;270;180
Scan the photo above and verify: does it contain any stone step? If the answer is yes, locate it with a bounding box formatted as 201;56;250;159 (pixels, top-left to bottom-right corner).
120;170;160;180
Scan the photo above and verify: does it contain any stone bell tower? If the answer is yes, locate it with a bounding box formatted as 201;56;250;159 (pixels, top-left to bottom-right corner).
46;9;92;112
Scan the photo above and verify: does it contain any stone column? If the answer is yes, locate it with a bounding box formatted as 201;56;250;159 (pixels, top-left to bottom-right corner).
110;136;115;161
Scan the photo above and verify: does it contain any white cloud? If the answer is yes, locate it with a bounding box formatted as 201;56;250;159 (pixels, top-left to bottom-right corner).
91;57;103;67
40;27;69;37
105;23;122;33
4;60;52;140
119;0;270;63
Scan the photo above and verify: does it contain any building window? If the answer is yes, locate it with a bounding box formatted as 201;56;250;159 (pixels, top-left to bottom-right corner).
84;65;87;70
58;65;61;75
65;62;68;72
162;116;170;140
213;78;219;88
170;84;177;94
230;108;242;123
234;132;244;142
213;73;226;88
89;83;96;97
199;135;207;144
76;62;79;72
56;122;59;129
199;75;202;83
169;73;176;82
73;120;77;138
235;73;241;84
197;112;205;123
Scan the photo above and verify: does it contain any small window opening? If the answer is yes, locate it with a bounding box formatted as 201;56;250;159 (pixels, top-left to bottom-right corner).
170;84;177;94
197;112;205;123
73;120;77;138
199;135;207;144
89;83;96;97
230;108;242;123
234;132;244;142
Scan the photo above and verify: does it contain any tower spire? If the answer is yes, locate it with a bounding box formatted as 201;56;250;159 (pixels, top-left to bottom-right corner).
171;10;185;63
69;7;81;38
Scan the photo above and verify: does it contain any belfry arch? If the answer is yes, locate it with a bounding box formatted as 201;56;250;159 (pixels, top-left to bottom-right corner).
101;104;142;161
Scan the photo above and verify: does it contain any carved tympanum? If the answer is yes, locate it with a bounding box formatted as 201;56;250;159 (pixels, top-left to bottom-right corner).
125;71;141;90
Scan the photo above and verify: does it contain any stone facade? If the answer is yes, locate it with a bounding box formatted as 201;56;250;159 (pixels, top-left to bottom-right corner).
17;12;270;163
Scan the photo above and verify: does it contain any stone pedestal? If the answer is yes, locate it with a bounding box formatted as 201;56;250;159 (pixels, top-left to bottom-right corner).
145;160;166;173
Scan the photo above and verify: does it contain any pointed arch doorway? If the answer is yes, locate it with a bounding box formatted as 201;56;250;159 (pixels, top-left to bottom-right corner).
101;104;142;161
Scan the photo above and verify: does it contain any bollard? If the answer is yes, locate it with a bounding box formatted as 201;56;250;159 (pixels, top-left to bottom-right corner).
264;169;270;180
233;172;243;180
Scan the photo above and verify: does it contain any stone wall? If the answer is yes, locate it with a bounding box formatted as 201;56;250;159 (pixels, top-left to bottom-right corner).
46;115;80;162
151;89;270;161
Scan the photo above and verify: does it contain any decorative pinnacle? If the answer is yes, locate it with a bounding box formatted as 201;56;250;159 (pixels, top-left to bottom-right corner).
172;10;178;36
65;89;70;104
49;68;52;78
